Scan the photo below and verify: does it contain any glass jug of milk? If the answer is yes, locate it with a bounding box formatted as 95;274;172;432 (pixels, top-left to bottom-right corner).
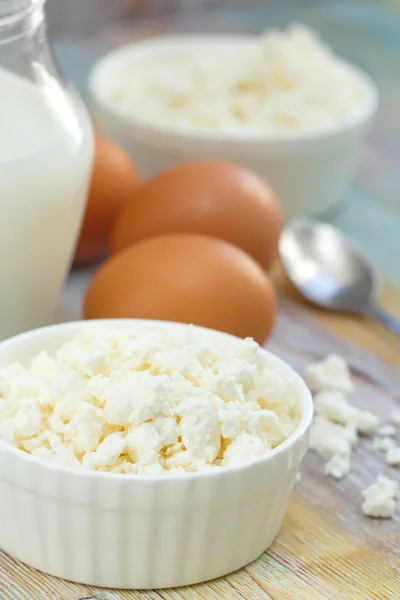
0;0;94;340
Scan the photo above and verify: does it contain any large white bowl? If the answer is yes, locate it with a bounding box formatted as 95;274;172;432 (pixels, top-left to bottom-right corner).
0;319;312;589
89;34;379;219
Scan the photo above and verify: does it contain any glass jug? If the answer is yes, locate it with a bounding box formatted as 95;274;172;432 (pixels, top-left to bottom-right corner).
0;0;94;340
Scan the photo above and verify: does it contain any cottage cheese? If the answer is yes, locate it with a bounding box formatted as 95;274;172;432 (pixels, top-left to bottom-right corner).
305;354;354;395
390;409;400;427
323;452;351;480
377;424;397;437
307;354;381;480
106;25;368;136
361;476;399;518
313;391;378;435
0;327;301;474
307;353;399;519
385;446;400;467
310;415;357;461
372;436;396;452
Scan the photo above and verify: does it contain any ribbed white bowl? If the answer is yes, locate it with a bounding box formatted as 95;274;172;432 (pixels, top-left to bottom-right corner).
0;320;313;589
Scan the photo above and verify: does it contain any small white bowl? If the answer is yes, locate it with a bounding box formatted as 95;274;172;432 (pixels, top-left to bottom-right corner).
89;34;379;219
0;320;312;589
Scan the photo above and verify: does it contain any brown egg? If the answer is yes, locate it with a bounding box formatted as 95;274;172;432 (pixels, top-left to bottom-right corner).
74;134;141;266
85;234;276;343
109;160;282;270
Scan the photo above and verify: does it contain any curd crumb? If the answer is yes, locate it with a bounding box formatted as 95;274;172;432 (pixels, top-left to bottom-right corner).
305;354;354;395
389;409;400;427
361;476;398;519
323;453;351;479
376;424;396;437
386;446;400;467
372;436;396;452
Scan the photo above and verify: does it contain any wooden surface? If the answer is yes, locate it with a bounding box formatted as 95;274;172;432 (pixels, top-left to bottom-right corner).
1;267;399;600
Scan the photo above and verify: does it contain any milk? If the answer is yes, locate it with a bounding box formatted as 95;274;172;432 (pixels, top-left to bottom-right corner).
0;68;94;339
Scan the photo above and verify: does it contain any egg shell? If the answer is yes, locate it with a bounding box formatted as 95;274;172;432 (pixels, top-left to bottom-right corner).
85;233;276;344
74;134;141;266
109;160;282;270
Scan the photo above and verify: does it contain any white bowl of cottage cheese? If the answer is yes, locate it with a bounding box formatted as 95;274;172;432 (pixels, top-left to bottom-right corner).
89;25;379;218
0;319;312;589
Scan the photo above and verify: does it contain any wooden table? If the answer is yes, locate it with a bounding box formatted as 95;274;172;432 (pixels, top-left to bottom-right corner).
2;267;399;600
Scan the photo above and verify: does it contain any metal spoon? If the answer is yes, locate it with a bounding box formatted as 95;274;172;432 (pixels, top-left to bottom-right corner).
279;218;400;336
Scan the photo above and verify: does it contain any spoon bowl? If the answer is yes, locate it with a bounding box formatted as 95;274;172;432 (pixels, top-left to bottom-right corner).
279;218;399;335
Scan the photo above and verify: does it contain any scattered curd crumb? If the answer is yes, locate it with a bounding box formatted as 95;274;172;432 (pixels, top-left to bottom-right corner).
385;446;400;467
307;353;383;479
307;353;399;496
390;409;400;427
313;391;353;423
372;436;396;452
309;415;357;461
313;391;378;435
323;452;351;479
305;354;354;395
352;410;379;436
376;424;397;437
361;476;399;518
0;327;301;474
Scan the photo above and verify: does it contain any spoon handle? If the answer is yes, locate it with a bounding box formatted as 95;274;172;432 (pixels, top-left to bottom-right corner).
368;306;400;336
